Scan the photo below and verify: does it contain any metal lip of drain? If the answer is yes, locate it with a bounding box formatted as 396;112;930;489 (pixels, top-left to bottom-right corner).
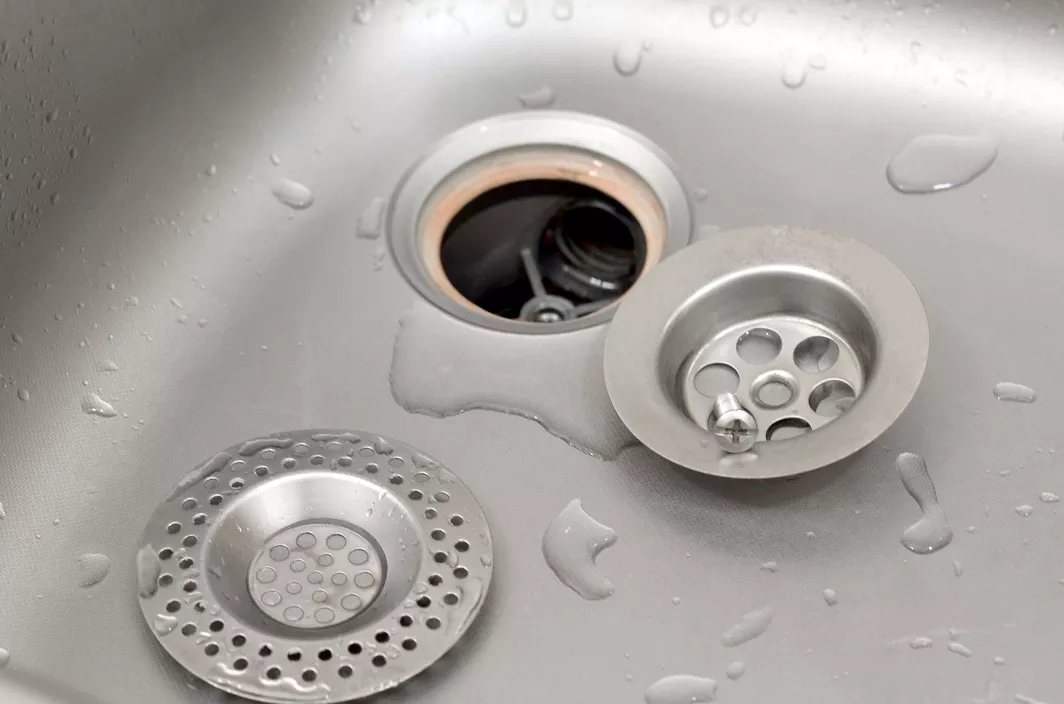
137;430;493;704
386;110;692;334
604;226;929;479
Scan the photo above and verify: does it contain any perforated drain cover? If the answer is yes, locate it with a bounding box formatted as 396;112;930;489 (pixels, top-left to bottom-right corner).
136;430;494;703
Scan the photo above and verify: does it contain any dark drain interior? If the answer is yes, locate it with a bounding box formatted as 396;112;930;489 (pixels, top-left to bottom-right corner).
439;180;646;323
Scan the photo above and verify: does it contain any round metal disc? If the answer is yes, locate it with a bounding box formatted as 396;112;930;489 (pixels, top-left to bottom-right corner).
136;430;494;703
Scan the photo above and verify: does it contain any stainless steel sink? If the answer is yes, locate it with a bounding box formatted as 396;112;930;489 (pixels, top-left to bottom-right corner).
2;1;1063;702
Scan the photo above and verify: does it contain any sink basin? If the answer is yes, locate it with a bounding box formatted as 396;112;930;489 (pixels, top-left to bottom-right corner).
2;1;1063;702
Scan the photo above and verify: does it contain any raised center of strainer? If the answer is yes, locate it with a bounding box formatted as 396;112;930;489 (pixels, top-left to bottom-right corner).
248;523;385;629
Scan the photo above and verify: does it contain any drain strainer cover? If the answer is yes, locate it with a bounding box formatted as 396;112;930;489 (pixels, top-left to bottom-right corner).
136;430;494;703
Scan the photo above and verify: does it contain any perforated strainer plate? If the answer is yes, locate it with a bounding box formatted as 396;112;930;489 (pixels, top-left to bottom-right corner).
136;430;494;703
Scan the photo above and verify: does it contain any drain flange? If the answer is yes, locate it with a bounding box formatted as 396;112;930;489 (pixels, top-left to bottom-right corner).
137;430;493;703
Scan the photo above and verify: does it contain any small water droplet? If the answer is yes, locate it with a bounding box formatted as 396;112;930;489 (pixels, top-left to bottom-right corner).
721;606;773;647
994;656;1006;665
269;154;281;166
947;641;973;658
1039;492;1059;503
897;452;953;554
206;164;217;177
738;6;758;25
780;56;808;89
1015;504;1034;517
11;332;22;343
671;596;681;605
81;392;117;418
725;661;745;680
0;646;9;669
197;317;209;328
356;197;386;239
909;636;933;649
886;133;998;194
272;179;314;210
353;1;373;24
952;560;964;577
613;40;645;77
823;589;838;606
505;0;528;27
542;499;617;600
759;561;778;572
372;247;386;271
809;53;827;70
518;85;555;109
176;313;188;324
16;388;29;402
153;614;178;636
552;0;573;21
993;382;1036;403
0;502;5;520
77;553;111;588
645;674;718;704
709;5;730;27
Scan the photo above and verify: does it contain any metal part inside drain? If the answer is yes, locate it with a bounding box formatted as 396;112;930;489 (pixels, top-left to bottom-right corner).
137;430;493;704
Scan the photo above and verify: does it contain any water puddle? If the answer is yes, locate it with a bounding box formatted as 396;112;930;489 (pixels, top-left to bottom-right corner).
886;133;997;194
136;544;162;598
271;179;315;210
77;552;111;588
645;675;718;704
614;40;645;77
390;301;636;458
81;392;117;418
896;452;953;554
721;605;773;647
518;86;555;109
993;382;1036;403
542;499;617;600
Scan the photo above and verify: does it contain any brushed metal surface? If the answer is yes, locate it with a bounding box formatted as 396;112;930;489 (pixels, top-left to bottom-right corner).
2;1;1064;703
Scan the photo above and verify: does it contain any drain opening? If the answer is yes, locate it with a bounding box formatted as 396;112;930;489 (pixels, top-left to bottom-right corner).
440;180;645;324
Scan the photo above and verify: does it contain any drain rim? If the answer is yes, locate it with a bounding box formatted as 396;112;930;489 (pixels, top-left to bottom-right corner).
137;430;493;703
604;226;929;479
386;110;691;334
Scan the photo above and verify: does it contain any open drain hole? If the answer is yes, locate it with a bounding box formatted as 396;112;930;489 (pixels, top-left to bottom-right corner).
439;180;646;325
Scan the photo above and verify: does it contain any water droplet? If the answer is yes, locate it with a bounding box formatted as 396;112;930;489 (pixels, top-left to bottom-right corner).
725;661;745;680
197;317;209;328
356;197;386;239
709;5;730;27
886;133;998;194
206;164;217;177
136;544;161;598
1015;695;1047;704
721;605;773;647
1015;504;1034;517
518;85;556;109
896;452;953;554
993;382;1036;403
16;388;29;402
952;560;964;577
11;333;22;343
77;553;111;588
809;53;827;70
391;302;635;458
0;502;5;520
552;0;573;21
1039;492;1059;503
738;6;758;25
372;247;386;271
671;596;681;605
166;452;232;501
645;674;718;704
153;614;178;636
613;40;645;77
542;499;617;600
176;313;188;324
81;392;117;418
823;588;838;606
909;636;933;649
780;56;808;89
0;647;8;669
506;0;528;27
759;561;778;572
353;1;373;24
272;179;314;210
269;154;281;166
994;656;1006;665
947;641;973;658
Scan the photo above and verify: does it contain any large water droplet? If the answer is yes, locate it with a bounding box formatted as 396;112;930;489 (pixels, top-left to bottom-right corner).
709;5;730;27
518;86;556;109
613;40;645;77
506;0;528;27
552;0;573;21
721;605;773;647
272;179;314;210
542;499;617;600
1039;492;1060;503
1015;504;1034;517
886;133;997;194
993;382;1036;403
645;674;718;704
77;553;111;588
153;614;178;636
81;392;117;418
896;452;953;554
